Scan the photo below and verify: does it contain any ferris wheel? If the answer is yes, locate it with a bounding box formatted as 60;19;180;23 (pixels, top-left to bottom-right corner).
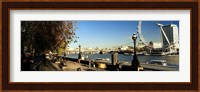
137;21;148;46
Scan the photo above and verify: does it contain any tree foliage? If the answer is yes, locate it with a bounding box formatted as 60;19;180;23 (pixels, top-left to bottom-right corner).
21;21;77;54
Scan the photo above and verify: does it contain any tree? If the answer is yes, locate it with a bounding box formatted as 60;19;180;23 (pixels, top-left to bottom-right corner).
21;21;78;55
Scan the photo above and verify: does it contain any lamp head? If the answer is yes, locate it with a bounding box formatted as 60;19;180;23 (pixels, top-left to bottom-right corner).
132;33;137;41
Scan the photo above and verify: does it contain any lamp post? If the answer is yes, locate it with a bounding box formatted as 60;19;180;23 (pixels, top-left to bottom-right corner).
131;33;140;70
78;44;82;59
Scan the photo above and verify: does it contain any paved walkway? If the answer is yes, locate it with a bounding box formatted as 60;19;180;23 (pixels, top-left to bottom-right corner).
34;58;178;71
38;60;62;71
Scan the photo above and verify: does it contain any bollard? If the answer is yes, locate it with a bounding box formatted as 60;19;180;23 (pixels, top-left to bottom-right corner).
111;52;118;65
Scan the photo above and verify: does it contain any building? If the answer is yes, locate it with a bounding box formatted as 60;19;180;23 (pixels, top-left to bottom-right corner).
120;46;129;50
160;24;179;49
137;43;145;49
152;42;162;49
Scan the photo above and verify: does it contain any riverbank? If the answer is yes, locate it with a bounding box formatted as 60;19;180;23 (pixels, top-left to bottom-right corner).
59;57;178;71
30;56;178;71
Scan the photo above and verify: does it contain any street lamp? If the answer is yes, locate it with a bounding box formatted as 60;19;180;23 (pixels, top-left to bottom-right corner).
78;44;82;59
131;33;140;70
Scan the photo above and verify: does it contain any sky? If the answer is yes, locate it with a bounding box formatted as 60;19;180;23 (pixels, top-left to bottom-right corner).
68;21;179;49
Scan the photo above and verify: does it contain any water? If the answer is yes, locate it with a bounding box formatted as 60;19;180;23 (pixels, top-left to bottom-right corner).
65;53;179;65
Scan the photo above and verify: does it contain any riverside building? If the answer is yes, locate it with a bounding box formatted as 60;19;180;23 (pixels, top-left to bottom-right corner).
160;24;179;50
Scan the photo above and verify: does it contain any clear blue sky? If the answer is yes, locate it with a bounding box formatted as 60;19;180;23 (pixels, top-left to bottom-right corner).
69;21;179;49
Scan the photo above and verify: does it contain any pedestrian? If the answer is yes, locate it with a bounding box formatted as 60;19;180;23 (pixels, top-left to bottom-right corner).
77;59;81;63
89;60;91;68
90;59;95;68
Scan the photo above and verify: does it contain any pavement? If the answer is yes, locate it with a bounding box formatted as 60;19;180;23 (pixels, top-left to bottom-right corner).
55;60;103;71
34;58;178;71
36;58;99;71
38;59;62;71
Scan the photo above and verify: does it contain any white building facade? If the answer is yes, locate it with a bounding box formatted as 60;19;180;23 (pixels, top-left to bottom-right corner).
161;24;179;50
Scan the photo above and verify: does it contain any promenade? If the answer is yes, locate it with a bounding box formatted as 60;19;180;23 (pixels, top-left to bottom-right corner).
33;57;178;71
31;57;104;71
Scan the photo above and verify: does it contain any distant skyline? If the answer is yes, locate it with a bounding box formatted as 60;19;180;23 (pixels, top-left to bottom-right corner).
69;21;179;49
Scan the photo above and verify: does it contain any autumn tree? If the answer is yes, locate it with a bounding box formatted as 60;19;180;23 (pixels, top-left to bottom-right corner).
21;21;77;55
